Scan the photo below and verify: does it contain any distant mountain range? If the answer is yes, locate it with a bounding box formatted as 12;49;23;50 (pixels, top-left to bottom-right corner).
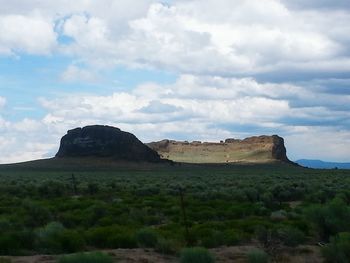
296;159;350;169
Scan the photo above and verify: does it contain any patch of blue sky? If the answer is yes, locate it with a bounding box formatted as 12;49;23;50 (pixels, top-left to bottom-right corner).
0;54;70;120
106;66;177;92
57;34;75;45
0;53;178;121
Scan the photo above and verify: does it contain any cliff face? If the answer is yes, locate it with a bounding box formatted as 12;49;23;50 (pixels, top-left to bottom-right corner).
147;135;291;164
56;125;161;162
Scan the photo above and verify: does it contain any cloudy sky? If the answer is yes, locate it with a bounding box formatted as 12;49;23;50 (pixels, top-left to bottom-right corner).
0;0;350;163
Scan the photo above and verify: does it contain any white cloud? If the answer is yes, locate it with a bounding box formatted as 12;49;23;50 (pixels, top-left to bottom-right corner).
54;0;349;76
61;65;98;83
0;0;348;76
0;14;56;55
0;0;154;57
0;96;6;108
285;127;350;162
0;119;58;164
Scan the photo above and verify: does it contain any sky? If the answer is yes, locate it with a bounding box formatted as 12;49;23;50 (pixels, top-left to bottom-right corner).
0;0;350;164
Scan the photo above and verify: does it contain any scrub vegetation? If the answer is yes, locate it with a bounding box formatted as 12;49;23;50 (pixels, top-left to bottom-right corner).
0;161;349;262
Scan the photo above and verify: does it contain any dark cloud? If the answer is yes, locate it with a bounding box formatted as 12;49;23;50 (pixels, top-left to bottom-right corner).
282;0;350;10
254;71;350;83
303;78;350;95
279;116;349;128
212;123;284;137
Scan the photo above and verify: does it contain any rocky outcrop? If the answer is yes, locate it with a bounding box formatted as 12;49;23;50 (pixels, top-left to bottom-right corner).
147;135;291;164
56;125;161;162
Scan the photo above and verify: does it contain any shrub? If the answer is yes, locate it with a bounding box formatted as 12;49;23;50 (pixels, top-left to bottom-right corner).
59;252;113;263
224;229;242;246
36;222;65;253
201;230;225;248
85;226;137;249
278;226;305;247
107;233;137;248
0;258;11;263
15;230;35;250
192;226;225;248
270;210;287;221
23;200;52;227
306;198;350;241
247;249;269;263
180;247;215;263
135;228;158;248
155;238;177;255
322;232;350;263
0;233;21;255
59;230;85;252
85;227;110;248
0;219;11;232
87;183;99;195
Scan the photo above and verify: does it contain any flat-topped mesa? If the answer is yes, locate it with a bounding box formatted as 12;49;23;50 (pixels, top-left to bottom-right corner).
56;125;161;162
147;135;291;164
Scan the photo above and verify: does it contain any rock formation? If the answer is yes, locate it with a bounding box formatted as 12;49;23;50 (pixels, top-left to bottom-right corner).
147;135;291;163
56;125;161;162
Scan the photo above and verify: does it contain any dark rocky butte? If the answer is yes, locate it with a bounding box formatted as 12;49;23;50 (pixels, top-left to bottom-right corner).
56;125;161;162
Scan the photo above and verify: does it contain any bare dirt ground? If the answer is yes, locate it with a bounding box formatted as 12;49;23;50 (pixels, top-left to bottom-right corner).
2;245;323;263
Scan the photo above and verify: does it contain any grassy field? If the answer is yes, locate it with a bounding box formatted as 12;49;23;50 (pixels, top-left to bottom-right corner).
0;158;350;262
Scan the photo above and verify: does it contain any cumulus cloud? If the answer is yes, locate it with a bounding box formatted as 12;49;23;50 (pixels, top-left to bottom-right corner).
285;127;350;162
1;0;349;77
0;0;154;57
55;0;350;78
0;14;56;55
0;96;6;108
0;118;57;164
61;65;98;83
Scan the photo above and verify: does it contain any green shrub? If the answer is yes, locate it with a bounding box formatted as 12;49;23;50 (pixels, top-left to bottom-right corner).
155;238;177;255
180;247;215;263
202;230;225;248
85;227;110;248
247;249;269;263
15;230;35;251
0;258;11;263
270;210;287;221
278;226;305;247
107;233;137;248
36;222;65;253
59;230;85;252
322;232;350;263
0;219;11;232
192;226;225;248
306;198;350;241
135;228;158;248
23;200;52;227
0;233;20;255
85;226;137;249
59;252;113;263
224;230;242;246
